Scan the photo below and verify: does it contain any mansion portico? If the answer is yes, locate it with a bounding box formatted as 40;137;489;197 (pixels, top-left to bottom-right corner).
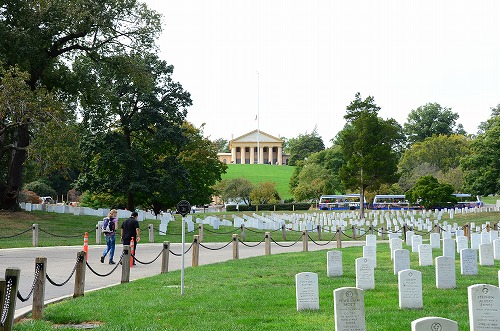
218;130;290;165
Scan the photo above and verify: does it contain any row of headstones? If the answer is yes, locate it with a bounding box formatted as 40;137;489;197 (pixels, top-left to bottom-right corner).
296;271;500;330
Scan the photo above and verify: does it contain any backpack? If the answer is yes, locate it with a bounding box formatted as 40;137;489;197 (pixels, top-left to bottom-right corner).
102;217;115;233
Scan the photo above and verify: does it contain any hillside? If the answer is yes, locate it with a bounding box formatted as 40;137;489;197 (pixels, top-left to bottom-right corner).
221;164;295;200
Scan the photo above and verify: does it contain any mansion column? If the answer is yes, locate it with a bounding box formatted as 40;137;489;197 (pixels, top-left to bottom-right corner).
231;147;236;164
268;147;273;164
258;147;264;164
250;146;255;164
278;147;283;165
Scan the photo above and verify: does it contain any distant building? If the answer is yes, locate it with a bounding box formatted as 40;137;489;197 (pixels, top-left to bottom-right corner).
218;130;290;165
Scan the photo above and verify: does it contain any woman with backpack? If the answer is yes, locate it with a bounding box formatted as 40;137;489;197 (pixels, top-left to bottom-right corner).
101;209;118;264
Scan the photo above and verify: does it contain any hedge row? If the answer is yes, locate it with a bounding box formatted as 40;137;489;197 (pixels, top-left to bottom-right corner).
225;203;312;212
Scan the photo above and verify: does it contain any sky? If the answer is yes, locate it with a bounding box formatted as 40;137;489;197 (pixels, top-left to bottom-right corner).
142;0;500;146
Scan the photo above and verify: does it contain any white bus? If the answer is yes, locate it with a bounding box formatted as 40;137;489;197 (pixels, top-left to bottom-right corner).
372;194;414;210
452;194;483;208
318;194;367;210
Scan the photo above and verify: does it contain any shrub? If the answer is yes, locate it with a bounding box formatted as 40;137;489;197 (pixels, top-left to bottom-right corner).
19;190;41;204
23;180;57;198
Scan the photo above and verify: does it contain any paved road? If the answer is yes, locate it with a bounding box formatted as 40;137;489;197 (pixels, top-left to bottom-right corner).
0;240;365;320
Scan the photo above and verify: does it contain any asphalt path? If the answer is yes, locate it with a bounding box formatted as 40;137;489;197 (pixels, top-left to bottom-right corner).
0;239;365;320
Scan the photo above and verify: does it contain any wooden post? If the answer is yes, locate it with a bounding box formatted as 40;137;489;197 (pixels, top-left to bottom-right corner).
95;224;101;245
161;242;170;274
403;224;407;245
463;224;470;238
198;224;204;243
486;223;491;232
316;225;321;241
494;223;498;231
302;230;308;252
336;227;342;248
240;224;246;241
352;225;357;240
433;224;439;233
2;268;20;331
265;232;271;255
232;234;239;260
192;235;199;267
73;251;86;298
32;223;38;247
281;224;287;241
121;245;131;283
380;227;385;240
148;224;154;243
32;257;47;320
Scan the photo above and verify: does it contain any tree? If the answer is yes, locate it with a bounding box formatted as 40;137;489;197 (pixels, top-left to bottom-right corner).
404;103;466;145
250;181;280;204
337;93;401;218
213;138;230;152
287;128;325;166
406;175;457;209
461;105;500;195
0;0;161;210
219;178;253;205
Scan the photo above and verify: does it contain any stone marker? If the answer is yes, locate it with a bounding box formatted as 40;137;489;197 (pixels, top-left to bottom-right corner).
411;235;422;253
334;287;366;331
295;272;319;311
398;269;423;309
493;239;500;260
430;233;441;249
418;244;433;266
442;238;455;258
411;316;458;331
327;250;343;277
478;243;494;266
456;235;468;253
460;248;478;275
356;257;375;290
390;238;403;260
468;284;500;330
435;256;456;289
394;249;410;275
365;234;376;247
362;245;377;268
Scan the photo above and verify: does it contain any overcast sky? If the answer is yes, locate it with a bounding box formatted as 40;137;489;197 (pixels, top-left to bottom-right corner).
142;0;500;146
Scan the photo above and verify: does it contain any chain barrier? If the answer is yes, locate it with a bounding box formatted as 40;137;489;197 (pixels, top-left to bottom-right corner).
168;242;194;257
86;252;124;276
245;227;281;234
307;233;337;246
132;248;164;265
0;228;32;239
0;277;13;326
46;255;83;286
38;227;86;238
16;262;43;302
270;234;303;248
238;236;266;247
203;228;236;235
199;240;233;251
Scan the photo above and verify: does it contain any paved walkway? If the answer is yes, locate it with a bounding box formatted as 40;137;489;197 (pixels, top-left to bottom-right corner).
0;240;365;320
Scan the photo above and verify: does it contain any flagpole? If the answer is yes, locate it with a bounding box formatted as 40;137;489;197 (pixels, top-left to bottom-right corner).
257;71;260;164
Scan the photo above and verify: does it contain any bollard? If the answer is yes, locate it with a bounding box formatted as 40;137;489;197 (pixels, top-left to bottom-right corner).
433;224;439;233
83;232;89;261
121;245;131;283
336;227;342;248
264;232;271;255
302;230;308;252
380;227;385;240
316;225;321;241
192;235;199;267
32;223;38;247
494;223;498;231
240;224;246;241
403;225;407;245
232;234;239;260
95;224;101;245
486;224;491;232
130;237;135;267
161;242;170;274
1;268;20;331
73;251;86;298
32;257;47;320
281;224;287;241
352;225;357;240
198;224;204;243
463;224;470;238
148;224;154;243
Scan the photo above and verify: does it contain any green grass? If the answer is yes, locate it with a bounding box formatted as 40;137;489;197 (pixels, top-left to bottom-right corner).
482;195;500;205
221;164;296;200
13;243;500;330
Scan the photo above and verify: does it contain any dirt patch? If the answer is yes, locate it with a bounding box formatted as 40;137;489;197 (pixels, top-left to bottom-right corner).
52;321;104;329
0;210;39;221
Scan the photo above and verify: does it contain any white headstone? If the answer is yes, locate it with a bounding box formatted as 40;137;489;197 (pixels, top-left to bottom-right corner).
468;284;500;330
460;248;478;275
295;272;319;311
494;239;500;260
481;231;491;244
411;235;422;253
398;269;423;309
442;238;455;258
435;256;456;289
479;243;494;266
334;287;366;331
355;257;375;290
456;235;468;253
406;230;414;246
471;233;481;249
418;244;433;266
430;233;441;249
390;238;403;260
411;316;458;331
362;245;377;268
327;250;343;277
365;234;376;247
393;249;410;275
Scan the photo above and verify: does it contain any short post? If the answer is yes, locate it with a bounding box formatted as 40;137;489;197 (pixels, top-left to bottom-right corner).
2;268;21;331
486;223;491;232
463;224;470;238
369;226;374;235
265;232;271;255
161;241;170;274
232;234;239;260
148;224;154;243
95;224;101;245
380;227;385;240
403;224;408;244
198;224;204;243
281;224;287;241
302;230;308;252
336;227;342;248
192;235;199;267
121;245;131;283
494;223;498;231
32;257;47;320
73;251;86;298
240;224;246;241
32;223;38;247
316;225;321;241
433;224;439;233
351;225;357;240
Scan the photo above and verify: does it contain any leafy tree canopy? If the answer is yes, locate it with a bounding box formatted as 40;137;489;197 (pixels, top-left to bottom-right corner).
215;178;253;205
405;175;457;209
287;128;325;166
250;181;280;205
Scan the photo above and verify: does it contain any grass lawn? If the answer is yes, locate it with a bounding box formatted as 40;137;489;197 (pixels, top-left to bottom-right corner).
13;242;500;330
221;164;295;200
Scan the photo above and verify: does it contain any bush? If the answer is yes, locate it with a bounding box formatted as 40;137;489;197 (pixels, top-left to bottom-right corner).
23;180;57;198
19;190;41;204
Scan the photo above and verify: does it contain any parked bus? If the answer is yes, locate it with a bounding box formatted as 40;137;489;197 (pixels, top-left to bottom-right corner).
318;194;367;210
371;194;418;210
452;194;483;208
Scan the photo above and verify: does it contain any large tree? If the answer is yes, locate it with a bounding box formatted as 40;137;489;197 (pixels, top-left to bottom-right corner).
406;175;457;209
404;102;466;145
337;93;401;218
0;0;161;210
287;128;325;166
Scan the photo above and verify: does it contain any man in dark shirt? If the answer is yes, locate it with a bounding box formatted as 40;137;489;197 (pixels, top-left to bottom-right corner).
121;211;140;265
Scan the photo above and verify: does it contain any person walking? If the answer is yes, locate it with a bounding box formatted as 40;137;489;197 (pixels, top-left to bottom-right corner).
121;211;140;265
101;209;118;264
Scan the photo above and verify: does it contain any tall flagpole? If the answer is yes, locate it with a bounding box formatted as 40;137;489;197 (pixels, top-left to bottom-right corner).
257;71;260;164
